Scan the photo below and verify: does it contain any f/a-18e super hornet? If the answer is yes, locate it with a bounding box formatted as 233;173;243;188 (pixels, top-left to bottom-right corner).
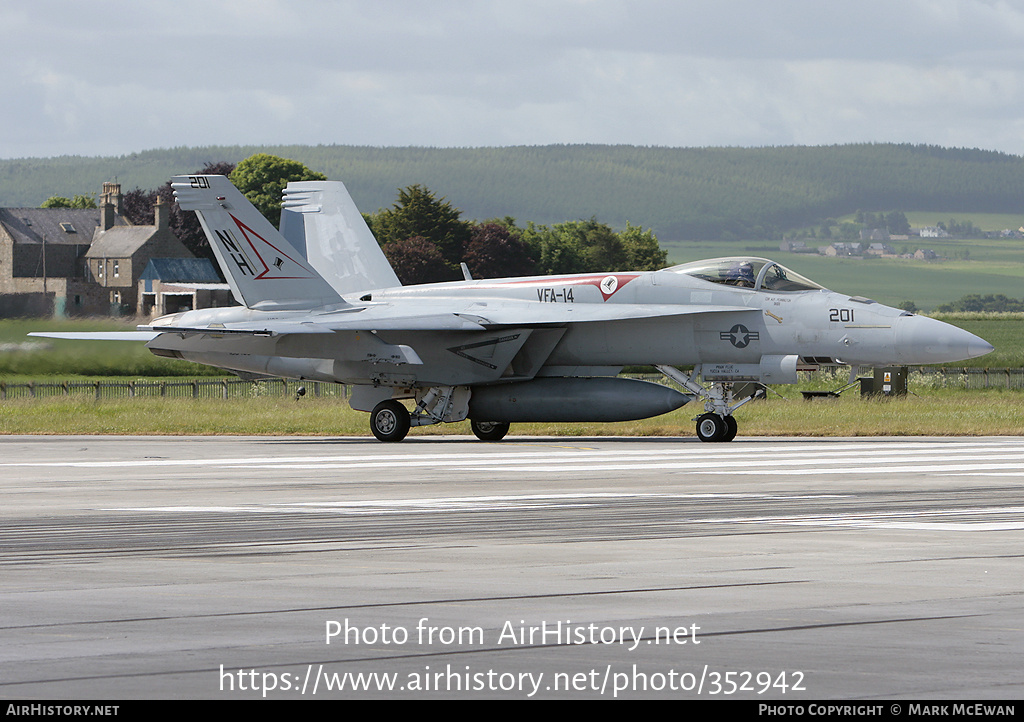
36;175;993;442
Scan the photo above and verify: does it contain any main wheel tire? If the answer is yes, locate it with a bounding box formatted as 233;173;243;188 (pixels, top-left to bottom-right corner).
721;415;738;442
696;413;727;442
470;419;510;441
370;400;410;442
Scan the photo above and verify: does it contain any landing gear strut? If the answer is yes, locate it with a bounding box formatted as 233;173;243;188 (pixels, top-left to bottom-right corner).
656;365;750;443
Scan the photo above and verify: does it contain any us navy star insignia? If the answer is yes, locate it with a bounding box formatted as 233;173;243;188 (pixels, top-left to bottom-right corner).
720;324;759;348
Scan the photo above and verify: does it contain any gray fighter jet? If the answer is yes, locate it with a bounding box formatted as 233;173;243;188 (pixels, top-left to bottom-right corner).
36;175;994;442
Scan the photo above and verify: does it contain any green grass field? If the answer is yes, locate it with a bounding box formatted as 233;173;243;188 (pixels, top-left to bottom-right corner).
0;318;224;377
1;388;1021;437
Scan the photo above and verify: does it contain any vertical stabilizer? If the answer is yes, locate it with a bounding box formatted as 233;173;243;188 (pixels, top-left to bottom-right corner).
171;176;343;310
281;181;401;295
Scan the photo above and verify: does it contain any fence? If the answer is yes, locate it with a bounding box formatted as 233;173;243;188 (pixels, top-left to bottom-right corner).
915;367;1024;390
792;367;1024;391
2;369;1023;401
0;378;347;401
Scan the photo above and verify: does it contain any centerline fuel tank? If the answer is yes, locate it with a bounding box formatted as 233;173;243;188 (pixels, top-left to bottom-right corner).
467;376;691;423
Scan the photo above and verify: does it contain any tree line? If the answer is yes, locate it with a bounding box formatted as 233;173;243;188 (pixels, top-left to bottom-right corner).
12;143;1024;241
50;153;667;285
364;183;665;283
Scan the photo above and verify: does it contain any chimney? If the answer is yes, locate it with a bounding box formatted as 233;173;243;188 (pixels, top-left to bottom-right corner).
100;182;122;215
100;201;115;231
154;196;168;231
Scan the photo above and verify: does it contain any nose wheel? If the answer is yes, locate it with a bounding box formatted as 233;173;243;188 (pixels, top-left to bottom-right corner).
695;413;738;443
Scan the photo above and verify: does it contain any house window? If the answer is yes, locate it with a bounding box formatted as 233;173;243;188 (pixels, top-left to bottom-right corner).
97;261;103;278
113;260;119;278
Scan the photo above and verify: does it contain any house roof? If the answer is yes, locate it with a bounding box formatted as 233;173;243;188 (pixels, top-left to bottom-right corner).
0;208;126;245
85;226;163;257
140;257;222;283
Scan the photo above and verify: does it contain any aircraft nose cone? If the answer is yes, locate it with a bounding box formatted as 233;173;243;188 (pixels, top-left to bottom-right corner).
967;338;995;359
896;315;994;364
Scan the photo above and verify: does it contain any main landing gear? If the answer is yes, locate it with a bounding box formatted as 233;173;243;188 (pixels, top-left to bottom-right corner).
370;387;509;442
470;419;510;441
370;400;510;442
656;365;750;443
370;400;411;442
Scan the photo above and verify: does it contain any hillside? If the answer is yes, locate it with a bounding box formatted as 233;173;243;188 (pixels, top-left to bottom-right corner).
2;144;1024;239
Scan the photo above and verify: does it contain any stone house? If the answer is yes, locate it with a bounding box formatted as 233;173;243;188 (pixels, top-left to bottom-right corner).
83;183;192;316
0;205;121;316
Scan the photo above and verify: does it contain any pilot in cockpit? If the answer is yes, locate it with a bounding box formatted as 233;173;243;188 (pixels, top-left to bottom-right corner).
724;261;755;288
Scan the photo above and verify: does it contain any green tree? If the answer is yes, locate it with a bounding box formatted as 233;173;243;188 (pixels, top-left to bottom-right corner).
936;294;1024;313
229;154;326;227
838;222;861;240
581;221;628;272
521;222;587;276
618;222;667;270
885;210;910;235
542;219;627;273
41;194;96;209
367;184;471;271
522;219;666;274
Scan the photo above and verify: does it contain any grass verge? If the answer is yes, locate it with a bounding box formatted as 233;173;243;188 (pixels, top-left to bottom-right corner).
1;390;1021;437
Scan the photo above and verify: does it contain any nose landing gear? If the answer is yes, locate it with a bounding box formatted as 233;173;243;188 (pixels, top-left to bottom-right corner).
657;365;748;443
695;413;738;443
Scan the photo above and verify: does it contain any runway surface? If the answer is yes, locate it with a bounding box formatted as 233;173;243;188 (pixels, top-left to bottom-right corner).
1;434;1023;699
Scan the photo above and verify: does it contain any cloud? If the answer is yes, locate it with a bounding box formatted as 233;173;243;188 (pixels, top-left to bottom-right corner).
4;0;1024;156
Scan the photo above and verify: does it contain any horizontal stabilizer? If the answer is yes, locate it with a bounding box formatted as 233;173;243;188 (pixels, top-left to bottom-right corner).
137;323;335;337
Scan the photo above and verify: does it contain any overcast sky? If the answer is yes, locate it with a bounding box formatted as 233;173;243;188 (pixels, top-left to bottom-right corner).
4;0;1024;158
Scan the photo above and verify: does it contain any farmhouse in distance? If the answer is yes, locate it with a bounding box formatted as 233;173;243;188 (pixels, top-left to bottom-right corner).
0;182;231;318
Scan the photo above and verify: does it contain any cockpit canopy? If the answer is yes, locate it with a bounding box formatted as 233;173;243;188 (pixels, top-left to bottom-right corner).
668;257;826;292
